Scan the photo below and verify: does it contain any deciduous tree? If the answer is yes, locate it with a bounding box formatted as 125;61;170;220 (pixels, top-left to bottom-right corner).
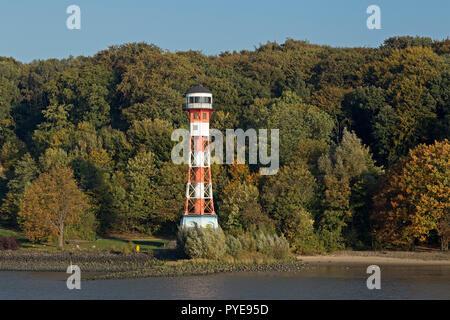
18;166;89;248
372;139;449;250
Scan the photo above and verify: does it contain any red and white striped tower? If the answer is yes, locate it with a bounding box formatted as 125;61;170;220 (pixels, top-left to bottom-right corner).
180;84;219;229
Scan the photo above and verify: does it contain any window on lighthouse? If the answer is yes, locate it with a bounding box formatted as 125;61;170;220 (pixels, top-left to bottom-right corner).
203;113;207;119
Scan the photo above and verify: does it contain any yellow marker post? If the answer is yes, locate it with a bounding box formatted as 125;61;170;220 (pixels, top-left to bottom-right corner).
136;245;140;252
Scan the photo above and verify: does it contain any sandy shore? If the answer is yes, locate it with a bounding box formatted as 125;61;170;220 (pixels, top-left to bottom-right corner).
298;251;450;266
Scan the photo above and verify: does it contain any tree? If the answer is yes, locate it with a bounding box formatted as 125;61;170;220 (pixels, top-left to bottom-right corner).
372;139;449;250
18;166;89;248
127;118;174;166
381;36;433;50
368;47;445;164
0;153;39;227
32;104;75;153
0;36;449;251
437;212;450;252
260;160;317;243
120;151;157;233
220;182;270;232
318;128;382;250
265;91;334;165
343;86;387;161
219;163;272;232
44;64;115;128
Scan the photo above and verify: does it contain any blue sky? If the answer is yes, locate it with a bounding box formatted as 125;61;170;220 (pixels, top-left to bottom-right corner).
0;0;449;62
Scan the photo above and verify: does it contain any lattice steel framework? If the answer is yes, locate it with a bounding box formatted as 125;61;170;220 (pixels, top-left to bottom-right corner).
184;135;216;215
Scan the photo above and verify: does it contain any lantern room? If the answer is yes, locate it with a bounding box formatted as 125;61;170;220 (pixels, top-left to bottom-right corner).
184;84;213;110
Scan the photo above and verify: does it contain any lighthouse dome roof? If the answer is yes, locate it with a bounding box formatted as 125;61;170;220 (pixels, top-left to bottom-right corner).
186;85;212;95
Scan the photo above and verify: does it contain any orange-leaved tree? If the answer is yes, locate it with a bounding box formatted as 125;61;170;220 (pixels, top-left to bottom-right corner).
18;166;89;248
372;139;449;250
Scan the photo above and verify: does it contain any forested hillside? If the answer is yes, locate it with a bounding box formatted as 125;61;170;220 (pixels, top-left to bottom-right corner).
0;36;449;252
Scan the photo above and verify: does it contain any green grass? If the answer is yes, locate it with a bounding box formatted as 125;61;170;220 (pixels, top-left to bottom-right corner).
75;236;168;253
0;226;170;252
0;227;23;239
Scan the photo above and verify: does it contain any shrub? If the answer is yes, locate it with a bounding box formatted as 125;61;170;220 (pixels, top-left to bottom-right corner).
177;227;290;261
318;229;344;252
238;231;290;259
65;210;98;241
294;233;325;255
121;241;136;255
354;240;366;251
237;232;257;252
272;236;290;259
0;237;21;250
177;226;226;260
225;235;242;258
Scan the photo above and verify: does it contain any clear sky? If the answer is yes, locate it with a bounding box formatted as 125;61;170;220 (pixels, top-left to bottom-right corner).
0;0;449;62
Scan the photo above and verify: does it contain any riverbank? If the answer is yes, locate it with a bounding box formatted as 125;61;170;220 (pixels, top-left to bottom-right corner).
2;249;449;280
0;250;161;272
0;249;307;279
298;250;450;266
83;260;308;280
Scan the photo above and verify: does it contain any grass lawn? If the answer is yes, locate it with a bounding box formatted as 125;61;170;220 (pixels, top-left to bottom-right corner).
0;227;24;239
75;235;169;253
0;226;171;253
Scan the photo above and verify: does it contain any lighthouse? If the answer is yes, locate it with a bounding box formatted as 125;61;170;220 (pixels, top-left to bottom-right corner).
180;84;219;229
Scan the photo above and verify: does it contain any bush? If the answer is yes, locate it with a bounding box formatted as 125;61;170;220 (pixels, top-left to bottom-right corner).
318;229;344;252
225;235;242;258
0;237;21;250
121;241;136;255
237;232;257;252
294;233;325;255
177;227;290;261
238;231;290;259
65;210;98;241
177;226;226;260
272;236;290;259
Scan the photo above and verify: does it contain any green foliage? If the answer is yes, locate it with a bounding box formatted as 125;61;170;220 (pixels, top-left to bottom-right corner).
0;154;39;227
235;230;290;259
127;118;174;165
177;226;226;260
382;36;434;50
177;226;290;261
318;128;383;250
45;64;115;128
65;208;98;241
225;235;242;258
294;232;325;255
253;232;290;259
265;91;334;164
220;183;269;232
260;160;317;243
120;241;136;255
0;37;448;252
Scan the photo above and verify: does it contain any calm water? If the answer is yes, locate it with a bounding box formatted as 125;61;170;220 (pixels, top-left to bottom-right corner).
1;265;449;299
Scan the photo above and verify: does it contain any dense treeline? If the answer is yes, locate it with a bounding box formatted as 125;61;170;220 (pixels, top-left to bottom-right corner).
0;36;448;252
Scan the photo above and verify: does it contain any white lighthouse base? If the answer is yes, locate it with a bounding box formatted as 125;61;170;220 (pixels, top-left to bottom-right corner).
180;215;219;229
